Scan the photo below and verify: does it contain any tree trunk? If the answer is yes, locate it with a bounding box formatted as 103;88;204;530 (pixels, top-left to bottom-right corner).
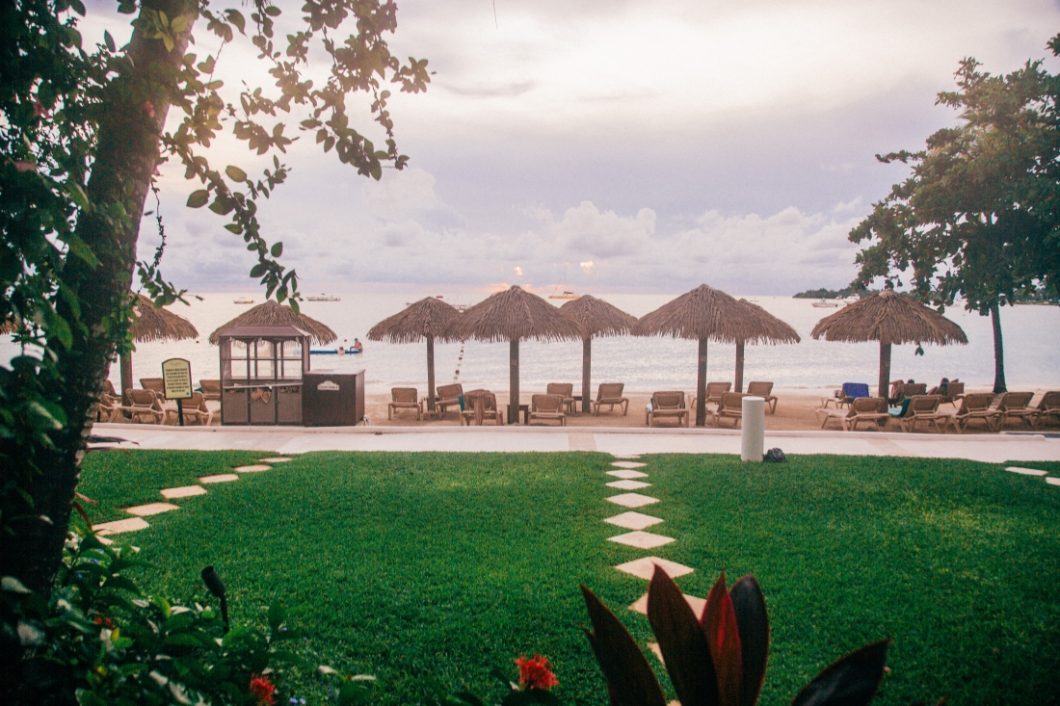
695;337;708;427
581;337;591;414
0;0;197;598
990;301;1007;393
734;340;745;393
426;335;436;413
120;350;134;404
878;342;891;400
509;339;520;425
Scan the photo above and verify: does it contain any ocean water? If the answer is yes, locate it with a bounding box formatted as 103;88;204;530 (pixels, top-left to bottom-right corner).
4;291;1059;395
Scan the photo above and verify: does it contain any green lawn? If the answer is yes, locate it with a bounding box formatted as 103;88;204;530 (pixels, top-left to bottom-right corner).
79;450;1060;705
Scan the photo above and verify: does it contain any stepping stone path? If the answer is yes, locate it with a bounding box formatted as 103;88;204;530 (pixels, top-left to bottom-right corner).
1002;465;1059;488
602;454;703;660
91;456;295;537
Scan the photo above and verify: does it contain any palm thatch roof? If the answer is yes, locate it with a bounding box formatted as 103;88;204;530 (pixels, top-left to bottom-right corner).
736;298;800;344
811;290;967;345
634;284;752;340
444;285;583;342
208;300;337;345
367;297;461;343
132;294;198;342
559;295;637;337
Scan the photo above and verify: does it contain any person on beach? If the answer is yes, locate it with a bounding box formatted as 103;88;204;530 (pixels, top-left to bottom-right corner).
352;338;363;353
338;338;347;356
929;377;950;396
889;378;915;405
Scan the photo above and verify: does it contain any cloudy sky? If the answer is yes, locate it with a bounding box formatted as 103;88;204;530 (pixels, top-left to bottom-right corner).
90;0;1059;296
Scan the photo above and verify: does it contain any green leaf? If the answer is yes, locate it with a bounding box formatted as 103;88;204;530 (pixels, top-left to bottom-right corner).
186;190;209;208
270;242;283;257
225;165;247;182
103;30;116;52
225;9;246;33
249;264;267;278
2;576;32;594
224;223;243;234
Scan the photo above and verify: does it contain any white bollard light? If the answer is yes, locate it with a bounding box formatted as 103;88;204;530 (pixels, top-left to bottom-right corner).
741;395;765;463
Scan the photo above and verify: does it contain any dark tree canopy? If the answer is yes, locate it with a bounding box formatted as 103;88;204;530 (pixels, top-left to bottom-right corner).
850;35;1059;391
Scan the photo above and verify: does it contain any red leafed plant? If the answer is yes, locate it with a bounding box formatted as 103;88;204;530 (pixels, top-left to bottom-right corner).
581;567;892;706
515;655;560;691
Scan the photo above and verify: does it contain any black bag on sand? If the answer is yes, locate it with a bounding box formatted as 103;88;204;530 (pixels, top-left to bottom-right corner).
763;448;786;463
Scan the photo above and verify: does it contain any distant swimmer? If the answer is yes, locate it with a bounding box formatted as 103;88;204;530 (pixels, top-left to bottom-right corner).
352;337;363;353
337;338;347;356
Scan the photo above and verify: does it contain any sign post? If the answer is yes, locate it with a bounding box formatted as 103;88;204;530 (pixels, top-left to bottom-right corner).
162;358;193;426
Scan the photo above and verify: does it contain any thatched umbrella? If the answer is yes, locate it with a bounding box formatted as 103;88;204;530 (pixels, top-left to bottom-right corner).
367;297;461;412
732;298;801;392
560;295;637;413
811;289;967;398
444;285;583;423
121;294;199;397
208;300;337;345
634;283;753;426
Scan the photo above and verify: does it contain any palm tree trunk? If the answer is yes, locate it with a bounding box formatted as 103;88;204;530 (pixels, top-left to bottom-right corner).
509;338;520;424
426;335;436;412
581;337;591;414
990;301;1007;393
734;340;745;393
878;342;891;400
695;337;708;427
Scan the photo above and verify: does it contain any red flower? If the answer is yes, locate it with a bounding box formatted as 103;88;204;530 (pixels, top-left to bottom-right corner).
515;655;559;691
92;615;115;629
249;675;276;706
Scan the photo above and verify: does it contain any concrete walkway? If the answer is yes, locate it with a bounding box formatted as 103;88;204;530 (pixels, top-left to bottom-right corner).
94;423;1060;463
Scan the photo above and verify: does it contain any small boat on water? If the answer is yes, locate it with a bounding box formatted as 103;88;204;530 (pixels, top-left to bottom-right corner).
233;297;254;304
812;299;841;308
549;290;578;301
311;347;362;355
306;293;341;302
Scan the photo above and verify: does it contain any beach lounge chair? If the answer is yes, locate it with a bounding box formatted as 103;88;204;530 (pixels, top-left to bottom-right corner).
994;391;1036;429
647;391;689;427
546;382;576;414
711;392;745;428
122;388;165;424
164;391;214;426
460;389;503;426
898;394;946;432
592;383;628;416
746;381;778;414
388;387;422;420
816;396;889;431
530;394;566;426
431;383;463;418
705;382;731;407
199;378;222;401
825;382;870;409
139;377;165;398
1032;391;1060;429
96;380;123;422
948;393;998;433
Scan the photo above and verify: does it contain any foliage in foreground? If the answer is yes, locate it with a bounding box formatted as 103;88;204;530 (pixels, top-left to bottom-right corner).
1;524;371;706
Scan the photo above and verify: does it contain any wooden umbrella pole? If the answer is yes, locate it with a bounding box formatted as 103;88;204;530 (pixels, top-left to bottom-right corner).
426;335;436;414
734;340;745;393
510;338;520;425
696;337;708;427
582;337;591;414
879;341;891;400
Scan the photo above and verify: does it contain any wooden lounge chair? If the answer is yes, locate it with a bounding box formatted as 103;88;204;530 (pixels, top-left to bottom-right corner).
824;382;870;409
705;382;731;407
930;379;964;407
530;393;566;426
1032;391;1060;429
122;388;165;424
139;377;165;398
199;378;222;401
592;383;628;416
431;383;464;417
546;382;575;414
711;392;745;428
816;396;889;431
388;387;422;420
460;389;503;426
164;392;214;426
898;395;946;432
96;380;123;422
746;381;777;414
994;391;1036;429
948;393;998;433
647;391;688;427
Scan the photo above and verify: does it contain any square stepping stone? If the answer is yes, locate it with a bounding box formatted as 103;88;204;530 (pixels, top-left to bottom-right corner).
607;479;652;490
607;469;649;479
611;461;647;469
1047;477;1060;487
609;531;675;549
1005;466;1048;476
200;473;239;484
125;502;180;517
258;457;293;463
630;591;706;617
607;492;659;508
605;511;664;530
611;453;641;459
93;517;150;536
615;556;694;580
233;464;272;473
161;485;207;500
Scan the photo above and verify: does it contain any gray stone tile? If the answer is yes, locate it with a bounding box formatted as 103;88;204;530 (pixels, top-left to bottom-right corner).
1047;476;1060;486
606;479;651;490
258;457;293;463
614;556;694;580
604;511;664;530
233;464;272;473
629;591;705;617
607;469;649;479
611;461;647;469
609;531;675;549
160;485;207;499
1005;466;1048;476
125;502;180;517
200;473;240;484
93;517;150;536
607;492;659;508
